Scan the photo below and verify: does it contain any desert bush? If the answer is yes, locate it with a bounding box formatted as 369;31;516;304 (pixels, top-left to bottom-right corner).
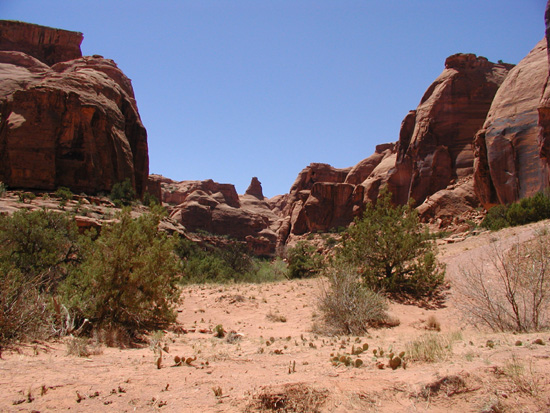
61;207;181;336
481;191;550;230
335;188;444;297
0;209;82;288
286;241;323;279
109;178;136;207
238;258;288;283
0;265;51;344
318;264;389;335
176;237;243;283
176;236;283;284
54;187;73;206
0;210;85;344
455;230;550;332
17;192;36;203
142;191;159;207
0;182;6;197
481;204;509;230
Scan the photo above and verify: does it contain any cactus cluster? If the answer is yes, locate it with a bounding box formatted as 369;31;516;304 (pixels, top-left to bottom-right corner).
330;341;369;368
173;355;197;366
372;346;406;370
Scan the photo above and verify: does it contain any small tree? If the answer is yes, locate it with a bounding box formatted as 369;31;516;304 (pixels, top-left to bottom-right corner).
110;178;136;207
61;207;181;336
336;189;444;297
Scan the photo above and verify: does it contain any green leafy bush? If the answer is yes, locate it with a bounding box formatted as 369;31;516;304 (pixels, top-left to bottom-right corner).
481;191;550;230
335;188;444;297
61;208;181;335
0;182;7;197
286;241;323;279
55;187;73;205
109;178;136;207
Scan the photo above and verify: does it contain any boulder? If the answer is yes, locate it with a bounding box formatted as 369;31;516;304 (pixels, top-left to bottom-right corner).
0;21;148;197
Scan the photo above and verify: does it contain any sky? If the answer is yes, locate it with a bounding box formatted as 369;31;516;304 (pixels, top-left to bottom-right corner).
1;1;547;198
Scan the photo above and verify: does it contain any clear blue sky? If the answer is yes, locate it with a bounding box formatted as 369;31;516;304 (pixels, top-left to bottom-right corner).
2;1;546;197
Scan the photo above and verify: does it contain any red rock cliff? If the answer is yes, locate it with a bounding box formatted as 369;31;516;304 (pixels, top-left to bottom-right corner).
0;21;148;197
0;20;83;66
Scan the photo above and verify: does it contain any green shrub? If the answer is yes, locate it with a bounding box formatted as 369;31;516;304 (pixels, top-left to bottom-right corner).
0;209;82;287
55;187;73;204
17;192;36;203
0;182;6;197
238;258;288;283
335;188;444;298
286;241;323;279
481;191;550;230
109;178;136;207
0;210;83;344
61;208;181;336
142;191;159;207
318;264;389;335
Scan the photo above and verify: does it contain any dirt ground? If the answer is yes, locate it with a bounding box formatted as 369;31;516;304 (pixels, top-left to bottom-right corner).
1;222;550;412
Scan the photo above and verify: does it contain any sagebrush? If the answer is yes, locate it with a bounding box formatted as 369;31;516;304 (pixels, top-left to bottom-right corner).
455;229;550;332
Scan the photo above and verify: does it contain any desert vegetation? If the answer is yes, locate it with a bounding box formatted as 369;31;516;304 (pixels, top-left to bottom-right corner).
481;190;550;230
455;228;550;332
1;189;550;412
0;206;181;345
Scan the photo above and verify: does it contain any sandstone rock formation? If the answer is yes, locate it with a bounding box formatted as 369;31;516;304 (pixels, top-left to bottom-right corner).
157;176;282;256
0;21;148;197
390;54;512;207
278;54;511;245
0;20;83;66
474;40;549;207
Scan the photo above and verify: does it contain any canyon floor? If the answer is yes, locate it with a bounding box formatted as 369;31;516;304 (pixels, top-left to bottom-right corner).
1;222;550;412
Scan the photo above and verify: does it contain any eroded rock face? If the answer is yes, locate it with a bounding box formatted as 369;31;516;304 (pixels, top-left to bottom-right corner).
391;54;512;207
474;39;549;207
0;20;83;66
160;177;282;256
0;21;148;197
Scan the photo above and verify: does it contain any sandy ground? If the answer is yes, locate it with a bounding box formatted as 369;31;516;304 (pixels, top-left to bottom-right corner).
1;222;550;412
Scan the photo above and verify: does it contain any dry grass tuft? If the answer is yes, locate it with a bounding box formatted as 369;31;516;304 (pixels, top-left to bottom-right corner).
247;383;329;412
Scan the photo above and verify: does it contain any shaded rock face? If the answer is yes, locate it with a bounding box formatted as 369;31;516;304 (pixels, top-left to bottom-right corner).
0;21;148;197
160;177;282;256
474;39;549;207
390;54;512;207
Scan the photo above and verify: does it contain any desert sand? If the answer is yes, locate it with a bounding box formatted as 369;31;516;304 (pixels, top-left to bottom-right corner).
1;222;550;412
